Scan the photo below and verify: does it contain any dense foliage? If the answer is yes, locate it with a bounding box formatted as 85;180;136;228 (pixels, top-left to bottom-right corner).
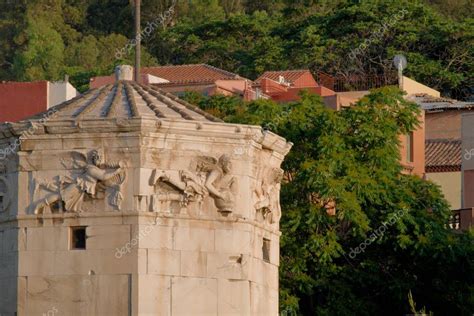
0;1;472;314
183;88;474;315
0;0;472;99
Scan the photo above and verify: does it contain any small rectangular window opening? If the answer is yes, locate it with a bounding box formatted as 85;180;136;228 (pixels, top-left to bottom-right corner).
262;238;271;263
406;132;414;163
70;226;87;250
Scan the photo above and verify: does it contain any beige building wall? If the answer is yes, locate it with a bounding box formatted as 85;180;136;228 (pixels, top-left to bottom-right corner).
402;76;440;98
47;81;78;108
426;110;474;140
399;111;426;177
426;171;462;209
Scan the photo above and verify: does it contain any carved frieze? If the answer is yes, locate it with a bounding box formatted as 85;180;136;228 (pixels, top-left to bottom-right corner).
31;149;126;214
149;154;238;216
254;167;284;226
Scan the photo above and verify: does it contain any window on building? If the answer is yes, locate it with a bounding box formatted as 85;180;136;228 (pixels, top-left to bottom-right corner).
0;177;8;212
70;227;87;250
262;238;270;262
406;132;414;163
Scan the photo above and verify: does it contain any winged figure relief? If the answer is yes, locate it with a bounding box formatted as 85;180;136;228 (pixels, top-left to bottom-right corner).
32;150;126;214
151;154;238;216
254;167;284;225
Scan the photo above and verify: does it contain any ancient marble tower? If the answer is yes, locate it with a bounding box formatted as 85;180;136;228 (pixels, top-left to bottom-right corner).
0;67;292;315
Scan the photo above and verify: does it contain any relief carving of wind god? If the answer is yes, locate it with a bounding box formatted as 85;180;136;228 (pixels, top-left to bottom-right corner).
150;154;238;216
32;150;126;214
254;167;284;226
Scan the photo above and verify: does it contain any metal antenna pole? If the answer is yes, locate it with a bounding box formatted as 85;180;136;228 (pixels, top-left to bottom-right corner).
134;0;141;83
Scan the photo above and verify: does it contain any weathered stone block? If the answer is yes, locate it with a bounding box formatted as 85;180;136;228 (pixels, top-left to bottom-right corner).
18;251;55;277
2;228;26;252
248;257;279;290
0;277;18;315
137;275;171;316
207;252;249;280
215;229;252;254
27;226;69;251
147;249;181;276
86;225;131;250
217;279;251;315
25;275;130;316
132;224;173;250
174;226;215;252
180;251;207;277
19;249;146;276
171;277;217;316
250;282;279;316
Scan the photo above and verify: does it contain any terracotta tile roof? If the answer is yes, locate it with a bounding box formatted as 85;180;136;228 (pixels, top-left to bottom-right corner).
425;139;461;172
90;75;114;88
142;64;242;84
255;70;313;85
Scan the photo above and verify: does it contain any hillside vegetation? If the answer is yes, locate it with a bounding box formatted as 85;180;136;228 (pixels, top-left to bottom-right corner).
0;0;472;99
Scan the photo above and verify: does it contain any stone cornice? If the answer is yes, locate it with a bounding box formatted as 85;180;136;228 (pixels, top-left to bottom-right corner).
2;117;292;157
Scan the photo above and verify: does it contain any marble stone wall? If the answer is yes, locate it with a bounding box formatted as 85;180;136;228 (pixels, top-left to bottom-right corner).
0;118;290;315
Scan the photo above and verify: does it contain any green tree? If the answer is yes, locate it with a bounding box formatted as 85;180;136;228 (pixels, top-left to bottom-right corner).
0;1;28;80
425;0;474;20
154;11;285;78
1;0;472;99
178;0;226;24
13;17;65;81
65;35;99;71
184;88;474;315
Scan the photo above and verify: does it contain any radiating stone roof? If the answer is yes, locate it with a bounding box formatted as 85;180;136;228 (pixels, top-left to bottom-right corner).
25;80;222;123
0;78;292;159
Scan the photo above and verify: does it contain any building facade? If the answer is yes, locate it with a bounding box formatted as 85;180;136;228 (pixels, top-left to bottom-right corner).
410;93;474;209
0;80;78;122
90;64;260;101
254;70;335;102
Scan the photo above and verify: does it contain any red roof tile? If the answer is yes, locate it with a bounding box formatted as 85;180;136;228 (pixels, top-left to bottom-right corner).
142;64;241;84
255;70;315;85
90;64;244;89
425;139;461;172
89;75;114;88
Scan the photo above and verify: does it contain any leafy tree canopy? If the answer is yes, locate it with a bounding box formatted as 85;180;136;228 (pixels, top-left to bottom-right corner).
0;0;471;98
183;87;474;315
